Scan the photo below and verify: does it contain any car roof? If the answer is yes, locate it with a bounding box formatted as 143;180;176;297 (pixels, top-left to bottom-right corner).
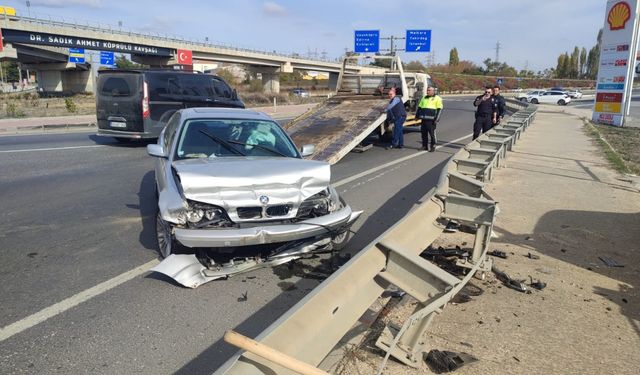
97;69;215;77
180;107;274;121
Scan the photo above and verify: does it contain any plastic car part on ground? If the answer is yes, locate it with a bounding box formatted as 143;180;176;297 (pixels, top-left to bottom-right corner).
152;236;334;288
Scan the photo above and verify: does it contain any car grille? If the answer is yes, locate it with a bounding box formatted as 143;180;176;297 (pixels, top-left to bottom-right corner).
266;204;292;217
236;205;293;219
237;207;262;219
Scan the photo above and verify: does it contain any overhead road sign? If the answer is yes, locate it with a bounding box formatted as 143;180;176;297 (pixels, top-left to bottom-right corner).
405;29;431;52
354;30;379;53
100;51;114;65
68;48;85;63
1;29;172;56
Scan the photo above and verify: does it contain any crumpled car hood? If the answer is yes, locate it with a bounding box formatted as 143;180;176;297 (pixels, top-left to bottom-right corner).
172;157;330;210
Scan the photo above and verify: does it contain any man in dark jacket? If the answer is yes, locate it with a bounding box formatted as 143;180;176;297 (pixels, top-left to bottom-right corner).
473;86;497;139
385;87;407;149
492;85;506;125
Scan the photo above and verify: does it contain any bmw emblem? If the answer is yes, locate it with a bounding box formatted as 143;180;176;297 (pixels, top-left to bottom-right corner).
259;195;269;206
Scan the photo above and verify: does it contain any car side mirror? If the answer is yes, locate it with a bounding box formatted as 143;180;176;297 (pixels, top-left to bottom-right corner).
147;144;167;158
300;144;315;157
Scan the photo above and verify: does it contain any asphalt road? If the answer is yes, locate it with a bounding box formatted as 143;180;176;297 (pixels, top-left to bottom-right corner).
0;97;475;374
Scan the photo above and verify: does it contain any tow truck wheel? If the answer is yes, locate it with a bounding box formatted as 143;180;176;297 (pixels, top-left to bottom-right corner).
156;212;175;258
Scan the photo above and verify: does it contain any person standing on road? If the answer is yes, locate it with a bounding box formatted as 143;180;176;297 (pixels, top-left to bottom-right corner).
416;86;443;152
473;86;497;139
492;85;506;125
385;87;407;149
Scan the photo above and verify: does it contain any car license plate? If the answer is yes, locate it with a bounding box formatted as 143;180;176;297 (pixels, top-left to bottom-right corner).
110;121;126;128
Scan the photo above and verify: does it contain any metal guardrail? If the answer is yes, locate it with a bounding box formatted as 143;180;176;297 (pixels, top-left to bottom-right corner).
214;102;537;374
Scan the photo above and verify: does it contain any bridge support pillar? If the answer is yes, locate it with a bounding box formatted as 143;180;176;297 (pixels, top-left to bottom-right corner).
261;72;280;94
328;72;339;91
251;67;281;94
26;63;94;93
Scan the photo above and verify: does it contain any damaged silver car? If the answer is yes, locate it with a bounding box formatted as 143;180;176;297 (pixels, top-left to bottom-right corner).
146;108;361;287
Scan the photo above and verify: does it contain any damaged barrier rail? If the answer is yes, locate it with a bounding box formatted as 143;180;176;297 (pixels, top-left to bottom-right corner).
215;100;537;374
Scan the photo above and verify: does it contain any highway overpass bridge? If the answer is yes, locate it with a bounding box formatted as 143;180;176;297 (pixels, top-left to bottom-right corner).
0;14;384;93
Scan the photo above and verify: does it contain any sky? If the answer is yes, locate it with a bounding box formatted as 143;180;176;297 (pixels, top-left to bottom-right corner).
2;0;605;72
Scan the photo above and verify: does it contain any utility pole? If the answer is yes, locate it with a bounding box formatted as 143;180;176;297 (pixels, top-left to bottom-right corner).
494;41;501;63
380;35;405;56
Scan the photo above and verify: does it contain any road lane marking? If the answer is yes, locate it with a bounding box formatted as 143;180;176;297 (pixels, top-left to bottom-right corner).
334;133;472;188
0;145;107;153
0;132;471;341
0;259;159;342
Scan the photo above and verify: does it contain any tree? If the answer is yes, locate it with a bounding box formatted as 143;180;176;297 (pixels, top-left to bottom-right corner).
115;55;143;69
561;53;571;79
579;47;587;77
215;68;237;86
448;48;459;66
586;46;599;80
570;46;580;78
405;60;426;71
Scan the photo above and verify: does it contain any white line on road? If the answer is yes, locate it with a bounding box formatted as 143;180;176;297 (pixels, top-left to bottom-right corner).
0;259;159;342
0;132;472;342
334;133;472;188
0;145;106;153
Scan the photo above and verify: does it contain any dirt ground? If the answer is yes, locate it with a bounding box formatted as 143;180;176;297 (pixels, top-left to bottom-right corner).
331;107;640;374
0;93;95;118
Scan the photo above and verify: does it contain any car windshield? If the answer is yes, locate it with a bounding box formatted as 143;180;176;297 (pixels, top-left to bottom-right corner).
175;118;299;159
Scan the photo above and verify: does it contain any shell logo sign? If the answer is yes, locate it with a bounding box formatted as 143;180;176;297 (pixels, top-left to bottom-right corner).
608;1;631;30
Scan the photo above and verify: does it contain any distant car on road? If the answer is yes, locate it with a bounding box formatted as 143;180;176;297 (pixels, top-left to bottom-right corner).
527;90;571;105
291;88;309;97
565;89;583;99
516;89;546;102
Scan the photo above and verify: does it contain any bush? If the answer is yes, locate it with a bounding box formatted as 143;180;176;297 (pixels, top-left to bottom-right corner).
5;102;24;117
64;98;77;113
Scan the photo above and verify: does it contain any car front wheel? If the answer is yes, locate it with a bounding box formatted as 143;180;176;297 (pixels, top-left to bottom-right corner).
530;98;539;104
156;212;176;258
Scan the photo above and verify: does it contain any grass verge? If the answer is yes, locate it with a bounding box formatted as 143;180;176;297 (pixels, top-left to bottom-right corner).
583;119;640;175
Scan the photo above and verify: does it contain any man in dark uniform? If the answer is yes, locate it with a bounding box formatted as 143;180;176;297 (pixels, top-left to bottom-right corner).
472;87;497;139
385;87;407;149
492;85;506;125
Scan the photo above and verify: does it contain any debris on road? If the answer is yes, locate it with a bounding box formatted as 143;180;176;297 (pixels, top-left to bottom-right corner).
421;245;469;258
598;256;624;267
488;250;508;259
492;266;531;294
528;276;547;290
526;252;540;260
424;349;477;373
444;221;461;233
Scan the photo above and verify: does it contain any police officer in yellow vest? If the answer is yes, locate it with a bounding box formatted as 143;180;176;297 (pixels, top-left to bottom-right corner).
416;87;443;152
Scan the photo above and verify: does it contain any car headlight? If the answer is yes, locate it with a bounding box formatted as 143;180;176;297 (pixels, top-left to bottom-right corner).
297;187;341;219
186;209;204;223
182;200;232;228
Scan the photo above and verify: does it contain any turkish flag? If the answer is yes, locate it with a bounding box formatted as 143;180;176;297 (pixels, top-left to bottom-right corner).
177;49;192;65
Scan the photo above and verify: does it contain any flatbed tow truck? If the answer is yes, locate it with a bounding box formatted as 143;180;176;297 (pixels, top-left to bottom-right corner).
285;54;434;164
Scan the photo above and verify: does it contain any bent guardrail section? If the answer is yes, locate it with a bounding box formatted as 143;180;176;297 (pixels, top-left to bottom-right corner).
215;102;538;375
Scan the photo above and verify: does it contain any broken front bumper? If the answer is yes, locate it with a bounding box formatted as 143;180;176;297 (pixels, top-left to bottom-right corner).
174;206;362;248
